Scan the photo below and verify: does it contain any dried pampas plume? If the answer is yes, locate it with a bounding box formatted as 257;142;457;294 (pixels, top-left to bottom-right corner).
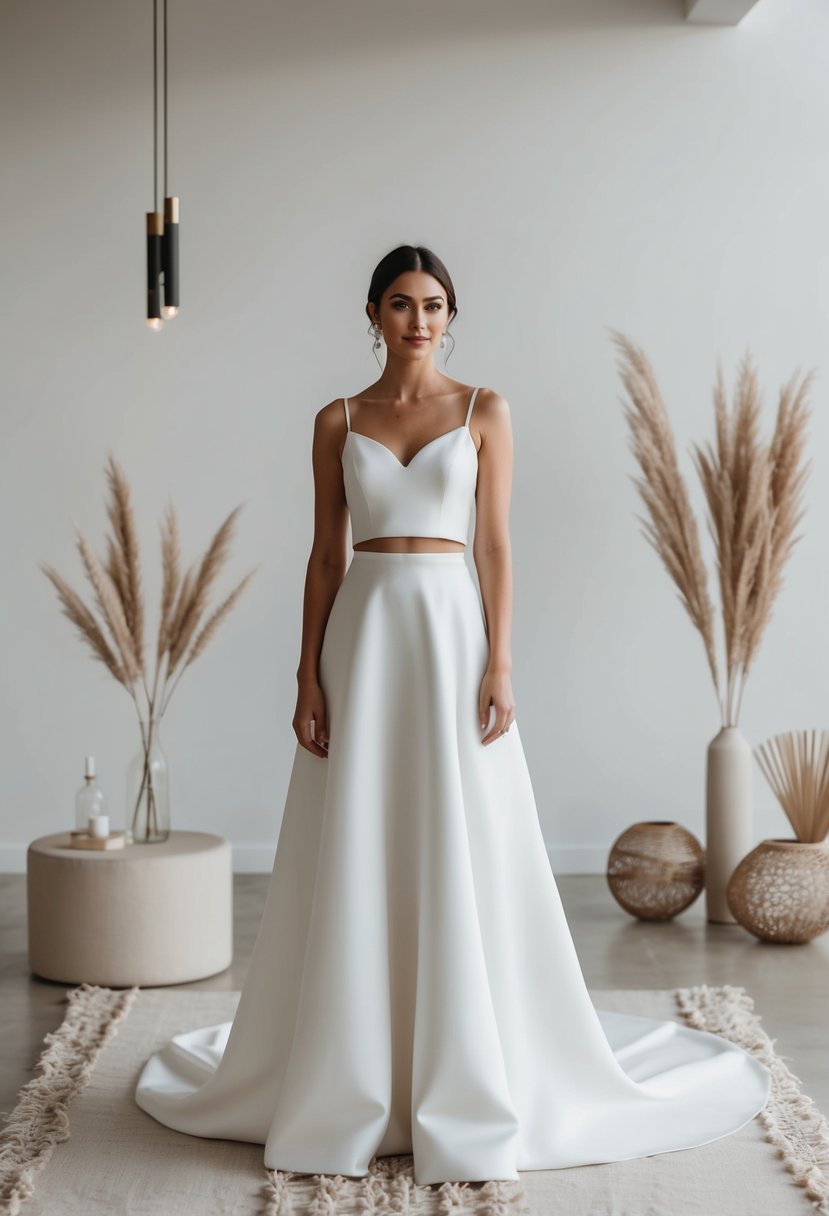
40;452;259;727
609;331;814;727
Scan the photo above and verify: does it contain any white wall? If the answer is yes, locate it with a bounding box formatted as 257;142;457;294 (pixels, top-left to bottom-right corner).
2;0;827;872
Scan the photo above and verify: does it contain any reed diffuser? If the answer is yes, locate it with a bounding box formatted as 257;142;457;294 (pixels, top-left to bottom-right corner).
754;730;829;844
727;730;829;942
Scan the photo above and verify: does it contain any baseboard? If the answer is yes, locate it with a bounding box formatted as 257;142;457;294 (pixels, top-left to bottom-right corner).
1;840;608;875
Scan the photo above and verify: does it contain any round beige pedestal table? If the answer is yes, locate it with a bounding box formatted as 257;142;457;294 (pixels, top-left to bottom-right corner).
27;830;233;987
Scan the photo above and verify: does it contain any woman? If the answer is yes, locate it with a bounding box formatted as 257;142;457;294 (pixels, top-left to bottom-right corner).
136;244;771;1186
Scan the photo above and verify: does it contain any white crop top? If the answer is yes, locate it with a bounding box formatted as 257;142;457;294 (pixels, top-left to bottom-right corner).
341;387;481;546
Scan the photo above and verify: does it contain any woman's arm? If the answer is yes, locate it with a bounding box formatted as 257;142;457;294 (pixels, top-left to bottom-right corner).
293;402;349;756
471;389;516;745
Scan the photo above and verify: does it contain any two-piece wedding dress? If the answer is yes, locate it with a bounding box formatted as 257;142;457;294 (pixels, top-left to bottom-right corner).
135;387;771;1185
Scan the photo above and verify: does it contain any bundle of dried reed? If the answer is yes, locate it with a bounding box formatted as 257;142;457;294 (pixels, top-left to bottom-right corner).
610;331;814;727
754;729;829;843
39;452;259;729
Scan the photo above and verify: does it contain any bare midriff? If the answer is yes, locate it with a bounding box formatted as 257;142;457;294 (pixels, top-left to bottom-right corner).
353;536;465;553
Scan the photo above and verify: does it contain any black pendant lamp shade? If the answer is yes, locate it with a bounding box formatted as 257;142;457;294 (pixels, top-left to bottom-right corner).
161;195;179;316
146;0;180;329
146;211;164;329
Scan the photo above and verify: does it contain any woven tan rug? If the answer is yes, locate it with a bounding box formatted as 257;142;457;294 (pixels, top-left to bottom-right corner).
0;983;827;1216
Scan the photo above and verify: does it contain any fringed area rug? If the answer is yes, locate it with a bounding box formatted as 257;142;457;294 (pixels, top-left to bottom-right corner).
0;983;827;1216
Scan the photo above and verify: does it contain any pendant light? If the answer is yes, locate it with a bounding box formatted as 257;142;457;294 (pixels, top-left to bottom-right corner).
146;0;180;330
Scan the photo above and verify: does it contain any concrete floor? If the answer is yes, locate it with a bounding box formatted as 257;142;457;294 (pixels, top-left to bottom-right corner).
2;872;828;1121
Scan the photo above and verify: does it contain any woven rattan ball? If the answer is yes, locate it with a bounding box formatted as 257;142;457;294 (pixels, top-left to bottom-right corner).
607;821;705;921
726;838;829;943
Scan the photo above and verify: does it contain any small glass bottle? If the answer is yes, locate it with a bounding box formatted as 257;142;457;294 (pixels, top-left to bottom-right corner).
75;755;107;832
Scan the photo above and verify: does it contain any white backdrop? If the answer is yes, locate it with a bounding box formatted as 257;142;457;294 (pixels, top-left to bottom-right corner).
2;0;827;871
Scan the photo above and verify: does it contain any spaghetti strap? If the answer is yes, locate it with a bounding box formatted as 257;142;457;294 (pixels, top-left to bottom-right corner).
465;386;480;428
343;397;351;431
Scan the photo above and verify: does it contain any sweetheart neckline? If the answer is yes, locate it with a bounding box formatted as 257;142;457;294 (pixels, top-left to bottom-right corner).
343;425;477;470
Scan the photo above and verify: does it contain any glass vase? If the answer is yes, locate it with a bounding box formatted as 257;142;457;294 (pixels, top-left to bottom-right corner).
127;713;170;843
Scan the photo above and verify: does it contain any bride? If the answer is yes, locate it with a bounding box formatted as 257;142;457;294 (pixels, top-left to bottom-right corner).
135;243;771;1186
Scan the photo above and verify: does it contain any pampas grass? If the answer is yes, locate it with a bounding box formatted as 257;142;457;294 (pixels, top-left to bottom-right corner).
610;332;814;727
41;453;258;721
754;730;829;843
40;453;259;836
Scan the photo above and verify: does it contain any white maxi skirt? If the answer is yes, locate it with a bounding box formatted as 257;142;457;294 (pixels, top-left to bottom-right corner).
135;549;771;1185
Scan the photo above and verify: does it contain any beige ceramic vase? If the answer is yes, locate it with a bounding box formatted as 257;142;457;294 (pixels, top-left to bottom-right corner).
726;838;829;943
705;725;753;924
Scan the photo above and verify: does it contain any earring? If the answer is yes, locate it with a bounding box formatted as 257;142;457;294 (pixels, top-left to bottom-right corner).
367;320;384;369
440;330;455;365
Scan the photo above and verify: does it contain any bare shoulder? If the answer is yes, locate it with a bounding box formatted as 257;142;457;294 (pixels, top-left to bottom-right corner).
472;387;511;449
313;397;349;439
474;386;510;419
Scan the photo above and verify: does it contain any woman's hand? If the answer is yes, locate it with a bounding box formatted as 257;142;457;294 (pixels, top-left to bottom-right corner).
478;666;515;745
293;678;329;758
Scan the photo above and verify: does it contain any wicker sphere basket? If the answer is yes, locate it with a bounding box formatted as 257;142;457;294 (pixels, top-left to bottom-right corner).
726;838;829;943
607;820;705;921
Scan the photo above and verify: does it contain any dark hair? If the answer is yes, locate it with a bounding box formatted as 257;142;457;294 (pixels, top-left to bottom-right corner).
366;245;457;329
